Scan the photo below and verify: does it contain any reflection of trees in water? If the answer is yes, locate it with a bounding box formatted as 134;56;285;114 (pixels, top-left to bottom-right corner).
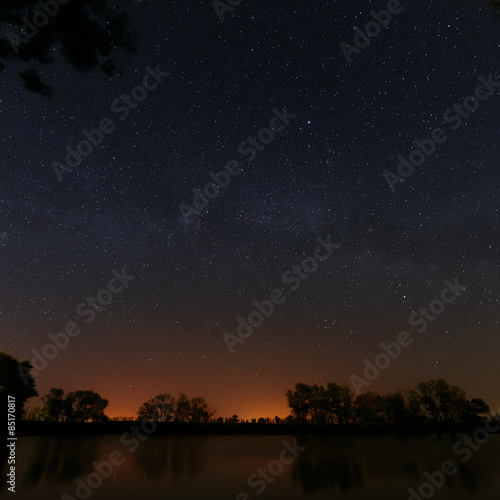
23;437;101;486
293;455;362;493
291;435;362;494
133;436;207;481
290;436;490;494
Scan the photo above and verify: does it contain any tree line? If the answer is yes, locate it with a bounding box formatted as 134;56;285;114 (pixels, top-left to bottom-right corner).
135;393;216;423
24;390;217;424
1;352;218;423
285;380;491;426
0;351;495;426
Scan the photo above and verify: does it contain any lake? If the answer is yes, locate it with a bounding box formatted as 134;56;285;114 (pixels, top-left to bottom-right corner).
4;434;500;499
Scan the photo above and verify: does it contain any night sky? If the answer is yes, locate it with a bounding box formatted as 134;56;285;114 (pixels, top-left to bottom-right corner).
1;0;499;420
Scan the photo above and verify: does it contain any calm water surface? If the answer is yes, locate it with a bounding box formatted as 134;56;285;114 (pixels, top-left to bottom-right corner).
4;434;500;499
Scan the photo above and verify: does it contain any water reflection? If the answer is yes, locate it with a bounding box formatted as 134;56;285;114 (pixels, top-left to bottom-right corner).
292;436;363;494
293;456;363;493
132;436;207;481
17;434;207;487
24;437;101;485
290;435;488;495
3;434;499;499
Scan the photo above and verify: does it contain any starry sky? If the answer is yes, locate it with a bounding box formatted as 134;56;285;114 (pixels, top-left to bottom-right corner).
1;0;499;420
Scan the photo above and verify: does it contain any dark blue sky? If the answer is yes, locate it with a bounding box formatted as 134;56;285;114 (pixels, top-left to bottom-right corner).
1;0;499;418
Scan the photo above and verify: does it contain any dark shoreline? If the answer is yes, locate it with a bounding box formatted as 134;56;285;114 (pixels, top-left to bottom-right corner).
17;420;500;437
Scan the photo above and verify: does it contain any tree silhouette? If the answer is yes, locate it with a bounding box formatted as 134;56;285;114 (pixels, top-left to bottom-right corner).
137;394;176;422
286;382;354;424
0;351;38;419
40;387;108;422
407;389;424;424
137;393;216;423
461;397;491;424
190;396;216;423
174;392;191;422
416;379;467;424
286;379;492;428
23;405;50;420
377;392;411;426
326;383;354;424
286;383;312;423
66;390;108;421
308;385;327;424
354;392;382;426
42;387;67;421
0;0;136;96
